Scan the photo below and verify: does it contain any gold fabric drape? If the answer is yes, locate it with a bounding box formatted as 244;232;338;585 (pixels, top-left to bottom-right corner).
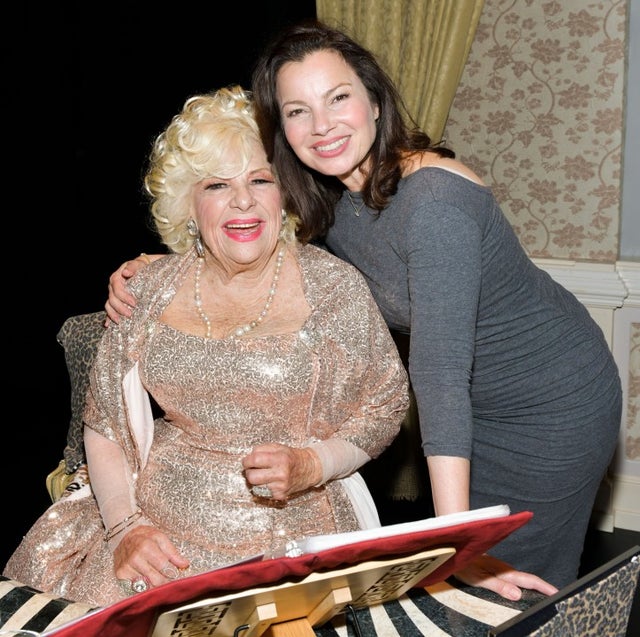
316;0;484;142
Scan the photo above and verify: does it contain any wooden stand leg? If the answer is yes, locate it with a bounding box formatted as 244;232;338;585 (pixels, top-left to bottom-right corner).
262;617;316;637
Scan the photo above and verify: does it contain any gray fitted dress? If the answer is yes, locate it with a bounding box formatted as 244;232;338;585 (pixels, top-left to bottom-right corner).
326;167;622;587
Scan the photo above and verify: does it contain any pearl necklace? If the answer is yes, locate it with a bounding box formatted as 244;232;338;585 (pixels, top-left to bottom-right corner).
194;244;286;339
346;191;365;216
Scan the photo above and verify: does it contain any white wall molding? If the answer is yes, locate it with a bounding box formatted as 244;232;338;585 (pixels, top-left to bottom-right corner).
616;260;640;305
532;258;628;308
613;475;640;531
611;261;640;532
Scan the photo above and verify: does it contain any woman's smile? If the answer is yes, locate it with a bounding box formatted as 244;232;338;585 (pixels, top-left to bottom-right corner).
223;219;265;242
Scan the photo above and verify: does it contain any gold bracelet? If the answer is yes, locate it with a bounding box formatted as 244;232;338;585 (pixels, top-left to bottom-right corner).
104;509;142;542
138;253;151;265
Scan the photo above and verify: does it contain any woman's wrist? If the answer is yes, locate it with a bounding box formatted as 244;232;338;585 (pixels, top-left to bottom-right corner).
307;439;370;486
104;509;143;542
106;513;153;553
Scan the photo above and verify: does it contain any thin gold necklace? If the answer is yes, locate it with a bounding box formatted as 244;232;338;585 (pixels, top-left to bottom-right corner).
193;243;286;338
346;191;365;217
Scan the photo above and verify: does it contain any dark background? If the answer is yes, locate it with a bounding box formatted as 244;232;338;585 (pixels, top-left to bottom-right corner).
5;1;316;568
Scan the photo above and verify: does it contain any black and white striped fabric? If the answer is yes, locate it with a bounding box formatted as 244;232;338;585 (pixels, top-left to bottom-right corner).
0;577;540;637
3;548;637;636
0;576;532;637
316;546;640;637
315;579;539;637
0;576;96;635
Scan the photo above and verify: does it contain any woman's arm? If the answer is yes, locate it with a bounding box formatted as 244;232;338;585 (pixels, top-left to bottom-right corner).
105;254;163;323
427;455;470;515
426;454;557;599
85;427;190;586
84;427;145;548
242;439;370;501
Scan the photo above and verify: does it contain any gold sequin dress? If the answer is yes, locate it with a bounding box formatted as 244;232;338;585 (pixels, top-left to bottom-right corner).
4;243;409;606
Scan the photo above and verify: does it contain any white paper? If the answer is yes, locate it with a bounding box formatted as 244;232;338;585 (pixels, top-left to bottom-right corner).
276;504;511;556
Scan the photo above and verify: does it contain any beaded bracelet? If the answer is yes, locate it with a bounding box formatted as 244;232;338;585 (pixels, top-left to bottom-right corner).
104;509;143;542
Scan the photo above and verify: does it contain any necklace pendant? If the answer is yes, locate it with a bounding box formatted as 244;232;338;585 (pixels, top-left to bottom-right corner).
347;191;365;217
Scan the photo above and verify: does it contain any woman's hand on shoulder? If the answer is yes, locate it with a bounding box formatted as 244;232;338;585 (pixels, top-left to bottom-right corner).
105;254;162;325
453;553;558;600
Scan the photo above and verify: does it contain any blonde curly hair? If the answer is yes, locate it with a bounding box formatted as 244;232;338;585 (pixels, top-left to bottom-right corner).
144;85;297;253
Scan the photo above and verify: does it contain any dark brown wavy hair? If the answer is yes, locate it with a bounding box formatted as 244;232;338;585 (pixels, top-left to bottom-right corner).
252;19;454;243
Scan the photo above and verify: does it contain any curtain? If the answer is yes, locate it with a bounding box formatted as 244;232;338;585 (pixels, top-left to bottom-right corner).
316;0;485;142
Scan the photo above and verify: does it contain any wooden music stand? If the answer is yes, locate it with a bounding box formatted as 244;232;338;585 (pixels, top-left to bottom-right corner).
150;547;456;637
33;507;532;637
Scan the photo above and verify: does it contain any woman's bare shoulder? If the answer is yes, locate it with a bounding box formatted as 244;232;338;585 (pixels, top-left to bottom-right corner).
404;151;485;186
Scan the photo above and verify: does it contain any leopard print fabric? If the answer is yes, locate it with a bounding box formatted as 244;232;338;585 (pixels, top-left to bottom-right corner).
56;311;107;473
524;553;640;636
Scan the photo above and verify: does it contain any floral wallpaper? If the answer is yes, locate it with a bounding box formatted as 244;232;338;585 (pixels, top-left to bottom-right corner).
444;0;626;262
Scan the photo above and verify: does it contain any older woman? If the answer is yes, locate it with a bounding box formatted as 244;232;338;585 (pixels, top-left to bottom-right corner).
2;85;409;607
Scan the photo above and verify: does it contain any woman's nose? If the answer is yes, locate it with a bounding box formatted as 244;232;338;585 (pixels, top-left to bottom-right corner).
232;185;256;209
312;110;334;135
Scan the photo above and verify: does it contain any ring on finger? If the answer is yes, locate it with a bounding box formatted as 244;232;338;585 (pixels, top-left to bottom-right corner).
118;579;134;596
132;577;149;593
251;484;273;499
161;563;179;579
